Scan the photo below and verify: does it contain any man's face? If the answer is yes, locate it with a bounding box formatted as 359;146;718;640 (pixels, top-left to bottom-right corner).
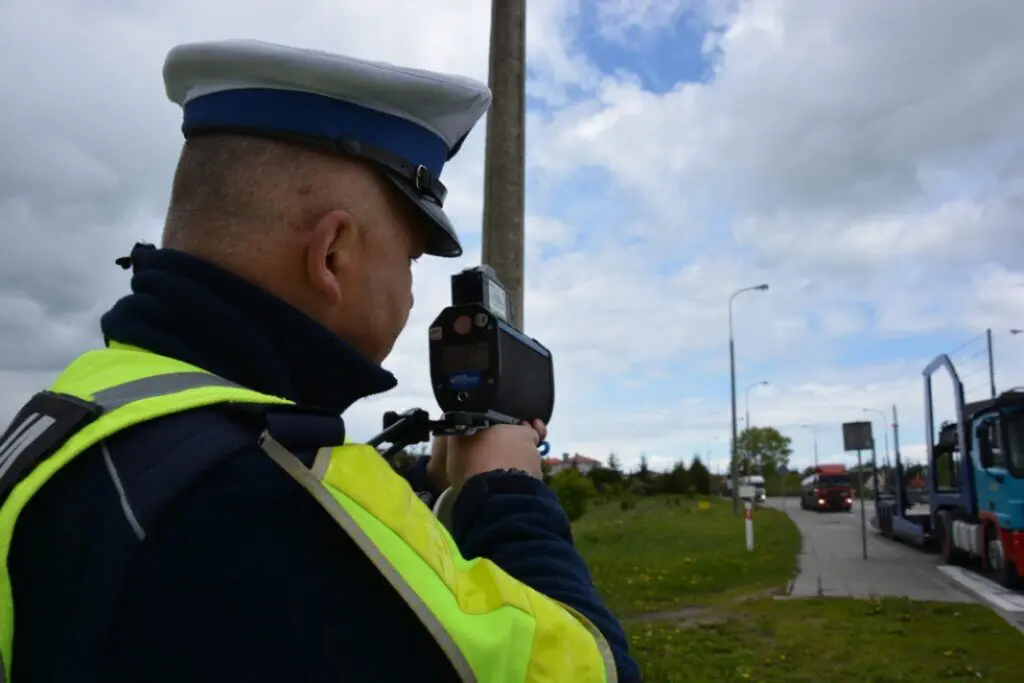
326;178;427;364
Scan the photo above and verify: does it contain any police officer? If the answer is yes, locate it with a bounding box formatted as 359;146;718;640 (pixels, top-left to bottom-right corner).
0;40;640;682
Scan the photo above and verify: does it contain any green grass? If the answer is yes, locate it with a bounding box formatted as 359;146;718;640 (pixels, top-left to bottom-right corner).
572;496;1024;682
630;598;1020;683
574;496;801;615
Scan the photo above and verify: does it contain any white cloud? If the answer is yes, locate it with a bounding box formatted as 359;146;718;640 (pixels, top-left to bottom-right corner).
2;0;1023;480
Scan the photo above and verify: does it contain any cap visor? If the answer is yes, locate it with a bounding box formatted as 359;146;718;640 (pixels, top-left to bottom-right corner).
384;174;463;258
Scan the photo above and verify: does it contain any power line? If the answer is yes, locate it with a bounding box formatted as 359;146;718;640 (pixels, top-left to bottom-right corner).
946;330;986;357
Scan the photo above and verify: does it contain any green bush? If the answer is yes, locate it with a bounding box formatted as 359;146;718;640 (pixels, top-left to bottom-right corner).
627;478;651;497
549;468;597;521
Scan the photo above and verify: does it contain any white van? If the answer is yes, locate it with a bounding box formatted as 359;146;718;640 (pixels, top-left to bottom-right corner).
721;475;767;503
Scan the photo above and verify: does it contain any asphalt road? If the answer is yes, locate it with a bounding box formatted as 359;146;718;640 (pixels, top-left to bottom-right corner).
763;496;1024;634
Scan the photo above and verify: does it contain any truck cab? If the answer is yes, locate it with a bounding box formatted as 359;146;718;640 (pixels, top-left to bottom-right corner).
971;399;1024;577
800;464;854;512
925;353;1024;587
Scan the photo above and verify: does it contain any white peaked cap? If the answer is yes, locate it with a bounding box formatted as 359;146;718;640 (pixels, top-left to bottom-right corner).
163;39;493;257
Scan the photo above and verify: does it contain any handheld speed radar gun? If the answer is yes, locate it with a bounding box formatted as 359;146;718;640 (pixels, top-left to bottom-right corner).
368;265;554;458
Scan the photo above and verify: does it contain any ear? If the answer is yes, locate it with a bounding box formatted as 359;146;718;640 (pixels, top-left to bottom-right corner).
303;208;361;302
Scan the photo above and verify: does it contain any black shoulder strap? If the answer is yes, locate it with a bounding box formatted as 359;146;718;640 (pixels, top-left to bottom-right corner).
0;392;103;503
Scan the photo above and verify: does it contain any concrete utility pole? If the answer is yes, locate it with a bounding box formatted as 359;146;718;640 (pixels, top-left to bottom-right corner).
481;0;527;329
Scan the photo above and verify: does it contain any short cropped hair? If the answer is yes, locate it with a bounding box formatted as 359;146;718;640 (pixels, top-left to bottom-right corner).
161;134;331;251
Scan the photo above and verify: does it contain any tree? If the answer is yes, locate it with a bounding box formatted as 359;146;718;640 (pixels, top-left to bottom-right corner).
634;454;652;483
688;455;711;494
588;464;622;491
589;451;624;491
541;458;553;484
662;460;689;494
736;426;793;477
548;468;596;521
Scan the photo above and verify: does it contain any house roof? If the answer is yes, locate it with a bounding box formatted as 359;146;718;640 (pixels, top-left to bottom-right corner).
543;454;601;467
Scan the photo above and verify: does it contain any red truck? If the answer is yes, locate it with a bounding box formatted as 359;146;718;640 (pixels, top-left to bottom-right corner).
800;464;854;512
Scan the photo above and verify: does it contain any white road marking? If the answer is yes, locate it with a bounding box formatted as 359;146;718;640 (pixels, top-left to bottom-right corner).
937;566;1024;612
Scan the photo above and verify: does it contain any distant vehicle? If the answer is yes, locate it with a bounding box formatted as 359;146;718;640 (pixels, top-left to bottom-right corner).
874;353;1024;588
800;464;854;512
721;475;767;503
745;475;767;503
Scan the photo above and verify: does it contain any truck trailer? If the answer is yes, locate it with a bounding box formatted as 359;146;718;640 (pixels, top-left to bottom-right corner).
874;352;1024;587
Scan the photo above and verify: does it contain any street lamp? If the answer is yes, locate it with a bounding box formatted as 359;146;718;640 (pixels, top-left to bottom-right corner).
745;381;769;430
729;283;769;516
800;424;818;468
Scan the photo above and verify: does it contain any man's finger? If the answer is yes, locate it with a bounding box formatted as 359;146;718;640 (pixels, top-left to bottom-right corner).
530;419;548;442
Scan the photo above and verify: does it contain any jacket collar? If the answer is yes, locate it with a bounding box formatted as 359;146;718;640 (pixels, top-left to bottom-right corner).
100;244;397;415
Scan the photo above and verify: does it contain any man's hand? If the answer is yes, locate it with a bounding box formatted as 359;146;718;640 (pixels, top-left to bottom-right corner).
446;420;547;489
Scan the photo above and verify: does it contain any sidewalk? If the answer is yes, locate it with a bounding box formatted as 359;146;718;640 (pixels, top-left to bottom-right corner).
766;498;1024;634
768;498;972;601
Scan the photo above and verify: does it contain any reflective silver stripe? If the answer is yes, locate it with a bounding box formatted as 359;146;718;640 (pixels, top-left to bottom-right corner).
91;372;245;410
310;446;332;480
557;603;618;682
0;370;251;683
0;414;57;482
102;441;146;541
259;432;477;683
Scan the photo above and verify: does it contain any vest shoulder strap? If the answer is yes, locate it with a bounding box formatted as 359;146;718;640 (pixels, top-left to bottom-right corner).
0;347;296;677
0;346;293;511
0;392;102;504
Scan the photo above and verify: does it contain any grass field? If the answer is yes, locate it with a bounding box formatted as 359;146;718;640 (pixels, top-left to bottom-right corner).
574;495;800;615
573;496;1024;683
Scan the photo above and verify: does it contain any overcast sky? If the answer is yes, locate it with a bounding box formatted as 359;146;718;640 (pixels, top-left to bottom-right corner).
2;0;1023;473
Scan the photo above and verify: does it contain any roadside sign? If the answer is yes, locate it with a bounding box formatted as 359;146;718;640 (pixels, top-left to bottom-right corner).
841;421;874;561
842;421;873;451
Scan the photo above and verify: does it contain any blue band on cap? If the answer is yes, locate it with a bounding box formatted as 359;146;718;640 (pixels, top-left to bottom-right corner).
182;88;449;177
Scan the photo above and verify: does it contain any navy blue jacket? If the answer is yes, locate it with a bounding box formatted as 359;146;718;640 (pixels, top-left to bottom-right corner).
9;247;639;682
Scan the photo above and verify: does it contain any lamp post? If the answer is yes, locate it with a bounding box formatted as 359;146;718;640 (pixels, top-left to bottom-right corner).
801;424;818;468
729;283;769;516
744;380;769;477
745;380;769;431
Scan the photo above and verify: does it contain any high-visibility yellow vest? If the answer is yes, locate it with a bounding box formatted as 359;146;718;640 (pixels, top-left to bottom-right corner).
0;344;614;682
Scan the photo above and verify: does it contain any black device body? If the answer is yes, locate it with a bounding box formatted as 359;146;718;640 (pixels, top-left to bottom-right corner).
368;266;555;460
428;303;554;425
428;266;554;426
